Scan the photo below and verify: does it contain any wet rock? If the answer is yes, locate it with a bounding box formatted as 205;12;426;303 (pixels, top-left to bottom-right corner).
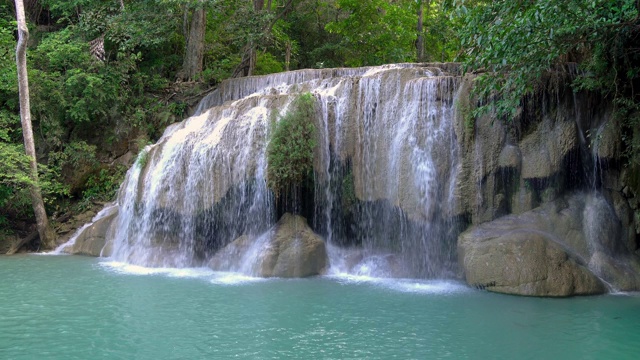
498;145;521;169
209;213;328;278
510;182;536;215
65;207;118;257
588;251;640;291
208;235;253;271
519;118;578;179
458;193;640;296
459;226;605;297
595;117;621;160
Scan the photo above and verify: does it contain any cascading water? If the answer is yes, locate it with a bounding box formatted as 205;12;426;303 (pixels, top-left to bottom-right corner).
569;92;638;291
108;64;462;278
313;68;460;278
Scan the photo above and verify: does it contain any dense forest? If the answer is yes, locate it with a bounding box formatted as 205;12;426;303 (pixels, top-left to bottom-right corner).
0;0;638;249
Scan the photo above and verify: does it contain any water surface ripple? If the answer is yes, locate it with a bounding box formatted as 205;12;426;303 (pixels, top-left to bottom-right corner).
1;256;639;359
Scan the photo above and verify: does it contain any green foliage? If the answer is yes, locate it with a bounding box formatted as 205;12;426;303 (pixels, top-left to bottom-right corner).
136;147;150;169
255;52;284;75
48;141;97;172
420;1;459;62
326;0;417;66
267;93;318;197
0;11;16;94
81;166;126;202
452;0;639;119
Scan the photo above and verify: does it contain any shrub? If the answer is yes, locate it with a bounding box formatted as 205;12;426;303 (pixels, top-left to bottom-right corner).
267;93;317;199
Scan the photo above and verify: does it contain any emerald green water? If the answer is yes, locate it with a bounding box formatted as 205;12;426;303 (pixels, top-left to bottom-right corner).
1;255;639;359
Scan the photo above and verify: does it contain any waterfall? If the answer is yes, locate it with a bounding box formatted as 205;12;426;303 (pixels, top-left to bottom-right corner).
109;64;462;278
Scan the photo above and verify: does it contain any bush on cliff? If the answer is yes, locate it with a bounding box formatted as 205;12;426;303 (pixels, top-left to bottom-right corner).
267;93;317;202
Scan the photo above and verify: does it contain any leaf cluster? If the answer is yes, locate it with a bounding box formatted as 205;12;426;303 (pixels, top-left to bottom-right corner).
267;93;317;198
452;0;639;119
325;0;417;66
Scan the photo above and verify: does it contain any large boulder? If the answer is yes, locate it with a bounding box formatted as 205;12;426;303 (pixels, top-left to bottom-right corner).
64;206;118;257
459;229;605;297
458;193;640;296
209;213;328;277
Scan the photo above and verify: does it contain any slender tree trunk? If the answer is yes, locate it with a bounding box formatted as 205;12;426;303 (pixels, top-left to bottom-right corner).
245;0;266;76
285;41;291;71
234;0;294;78
181;3;206;81
248;44;257;76
416;0;425;62
14;0;55;249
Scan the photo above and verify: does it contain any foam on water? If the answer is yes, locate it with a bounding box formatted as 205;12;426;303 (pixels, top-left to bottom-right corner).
100;261;215;278
327;272;469;295
100;260;267;285
210;272;268;285
99;259;464;293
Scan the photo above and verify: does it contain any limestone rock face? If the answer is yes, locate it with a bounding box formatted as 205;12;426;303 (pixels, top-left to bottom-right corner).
65;207;118;257
519;118;578;180
209;213;328;278
459;229;605;297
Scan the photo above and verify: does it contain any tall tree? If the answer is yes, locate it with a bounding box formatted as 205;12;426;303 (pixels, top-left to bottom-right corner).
233;0;294;77
13;0;55;250
181;1;207;80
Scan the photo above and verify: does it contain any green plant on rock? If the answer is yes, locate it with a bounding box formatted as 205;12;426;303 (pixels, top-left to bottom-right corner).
455;98;475;140
136;147;151;169
267;93;317;200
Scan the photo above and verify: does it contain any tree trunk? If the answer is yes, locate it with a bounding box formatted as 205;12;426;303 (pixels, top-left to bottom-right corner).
248;45;257;76
14;0;55;249
234;0;294;78
244;0;266;76
181;3;206;81
285;41;291;71
416;0;425;62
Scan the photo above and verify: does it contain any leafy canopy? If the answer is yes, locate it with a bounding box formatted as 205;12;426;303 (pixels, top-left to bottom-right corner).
452;0;639;118
326;0;417;66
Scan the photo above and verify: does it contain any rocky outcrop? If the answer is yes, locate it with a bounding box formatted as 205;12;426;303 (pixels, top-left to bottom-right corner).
64;206;118;257
459;230;605;296
448;75;640;296
209;213;328;277
458;194;640;296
